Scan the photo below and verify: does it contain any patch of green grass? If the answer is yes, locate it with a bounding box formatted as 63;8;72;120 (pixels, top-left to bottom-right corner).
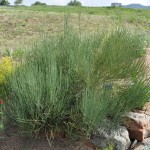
12;6;150;30
12;6;150;17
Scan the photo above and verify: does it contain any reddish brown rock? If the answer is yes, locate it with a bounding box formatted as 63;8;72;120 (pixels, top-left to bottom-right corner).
127;129;144;142
125;112;150;142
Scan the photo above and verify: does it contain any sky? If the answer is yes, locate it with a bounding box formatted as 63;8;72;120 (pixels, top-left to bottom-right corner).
9;0;150;6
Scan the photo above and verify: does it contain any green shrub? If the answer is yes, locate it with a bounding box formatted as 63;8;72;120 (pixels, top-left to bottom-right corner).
32;1;47;6
0;0;10;5
67;0;82;6
5;27;149;137
14;0;23;5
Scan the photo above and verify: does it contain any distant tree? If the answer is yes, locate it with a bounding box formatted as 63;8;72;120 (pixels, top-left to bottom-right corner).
32;1;47;6
14;0;23;5
0;0;10;5
67;0;82;6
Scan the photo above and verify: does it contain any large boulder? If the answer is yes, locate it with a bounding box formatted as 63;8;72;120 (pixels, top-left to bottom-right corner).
90;126;131;150
125;112;150;142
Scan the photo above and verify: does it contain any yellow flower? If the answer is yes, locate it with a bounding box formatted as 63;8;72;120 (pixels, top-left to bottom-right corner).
0;57;14;84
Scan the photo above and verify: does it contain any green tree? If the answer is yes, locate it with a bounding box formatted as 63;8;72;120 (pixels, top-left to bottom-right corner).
67;0;82;6
14;0;23;5
0;0;10;5
32;1;47;6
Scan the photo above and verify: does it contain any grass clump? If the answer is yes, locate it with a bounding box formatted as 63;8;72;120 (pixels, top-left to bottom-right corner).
4;27;149;137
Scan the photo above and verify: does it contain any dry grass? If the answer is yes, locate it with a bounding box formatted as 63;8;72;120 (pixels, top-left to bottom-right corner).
0;9;111;53
0;6;150;54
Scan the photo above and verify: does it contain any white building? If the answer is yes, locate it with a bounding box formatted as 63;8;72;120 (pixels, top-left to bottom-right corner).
111;3;122;7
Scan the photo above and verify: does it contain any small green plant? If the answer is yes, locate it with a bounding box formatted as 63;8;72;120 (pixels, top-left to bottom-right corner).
4;48;24;60
104;143;114;150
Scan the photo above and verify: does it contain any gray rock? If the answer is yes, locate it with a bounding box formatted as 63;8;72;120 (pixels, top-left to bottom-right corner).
134;145;145;150
143;137;150;145
144;145;150;150
134;144;150;150
91;126;131;150
126;112;150;127
132;138;150;150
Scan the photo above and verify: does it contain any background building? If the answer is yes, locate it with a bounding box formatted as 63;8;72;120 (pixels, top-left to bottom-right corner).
111;3;122;7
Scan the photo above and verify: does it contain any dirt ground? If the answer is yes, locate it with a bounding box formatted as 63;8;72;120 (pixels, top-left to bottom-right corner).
0;126;88;150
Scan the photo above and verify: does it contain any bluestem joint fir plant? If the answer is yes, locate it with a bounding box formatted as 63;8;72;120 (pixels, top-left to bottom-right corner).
4;26;149;137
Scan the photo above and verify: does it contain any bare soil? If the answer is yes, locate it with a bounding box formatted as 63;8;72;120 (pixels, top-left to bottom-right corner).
0;126;88;150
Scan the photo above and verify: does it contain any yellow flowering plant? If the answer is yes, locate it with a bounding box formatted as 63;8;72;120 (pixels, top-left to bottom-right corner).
0;57;13;131
0;57;14;85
